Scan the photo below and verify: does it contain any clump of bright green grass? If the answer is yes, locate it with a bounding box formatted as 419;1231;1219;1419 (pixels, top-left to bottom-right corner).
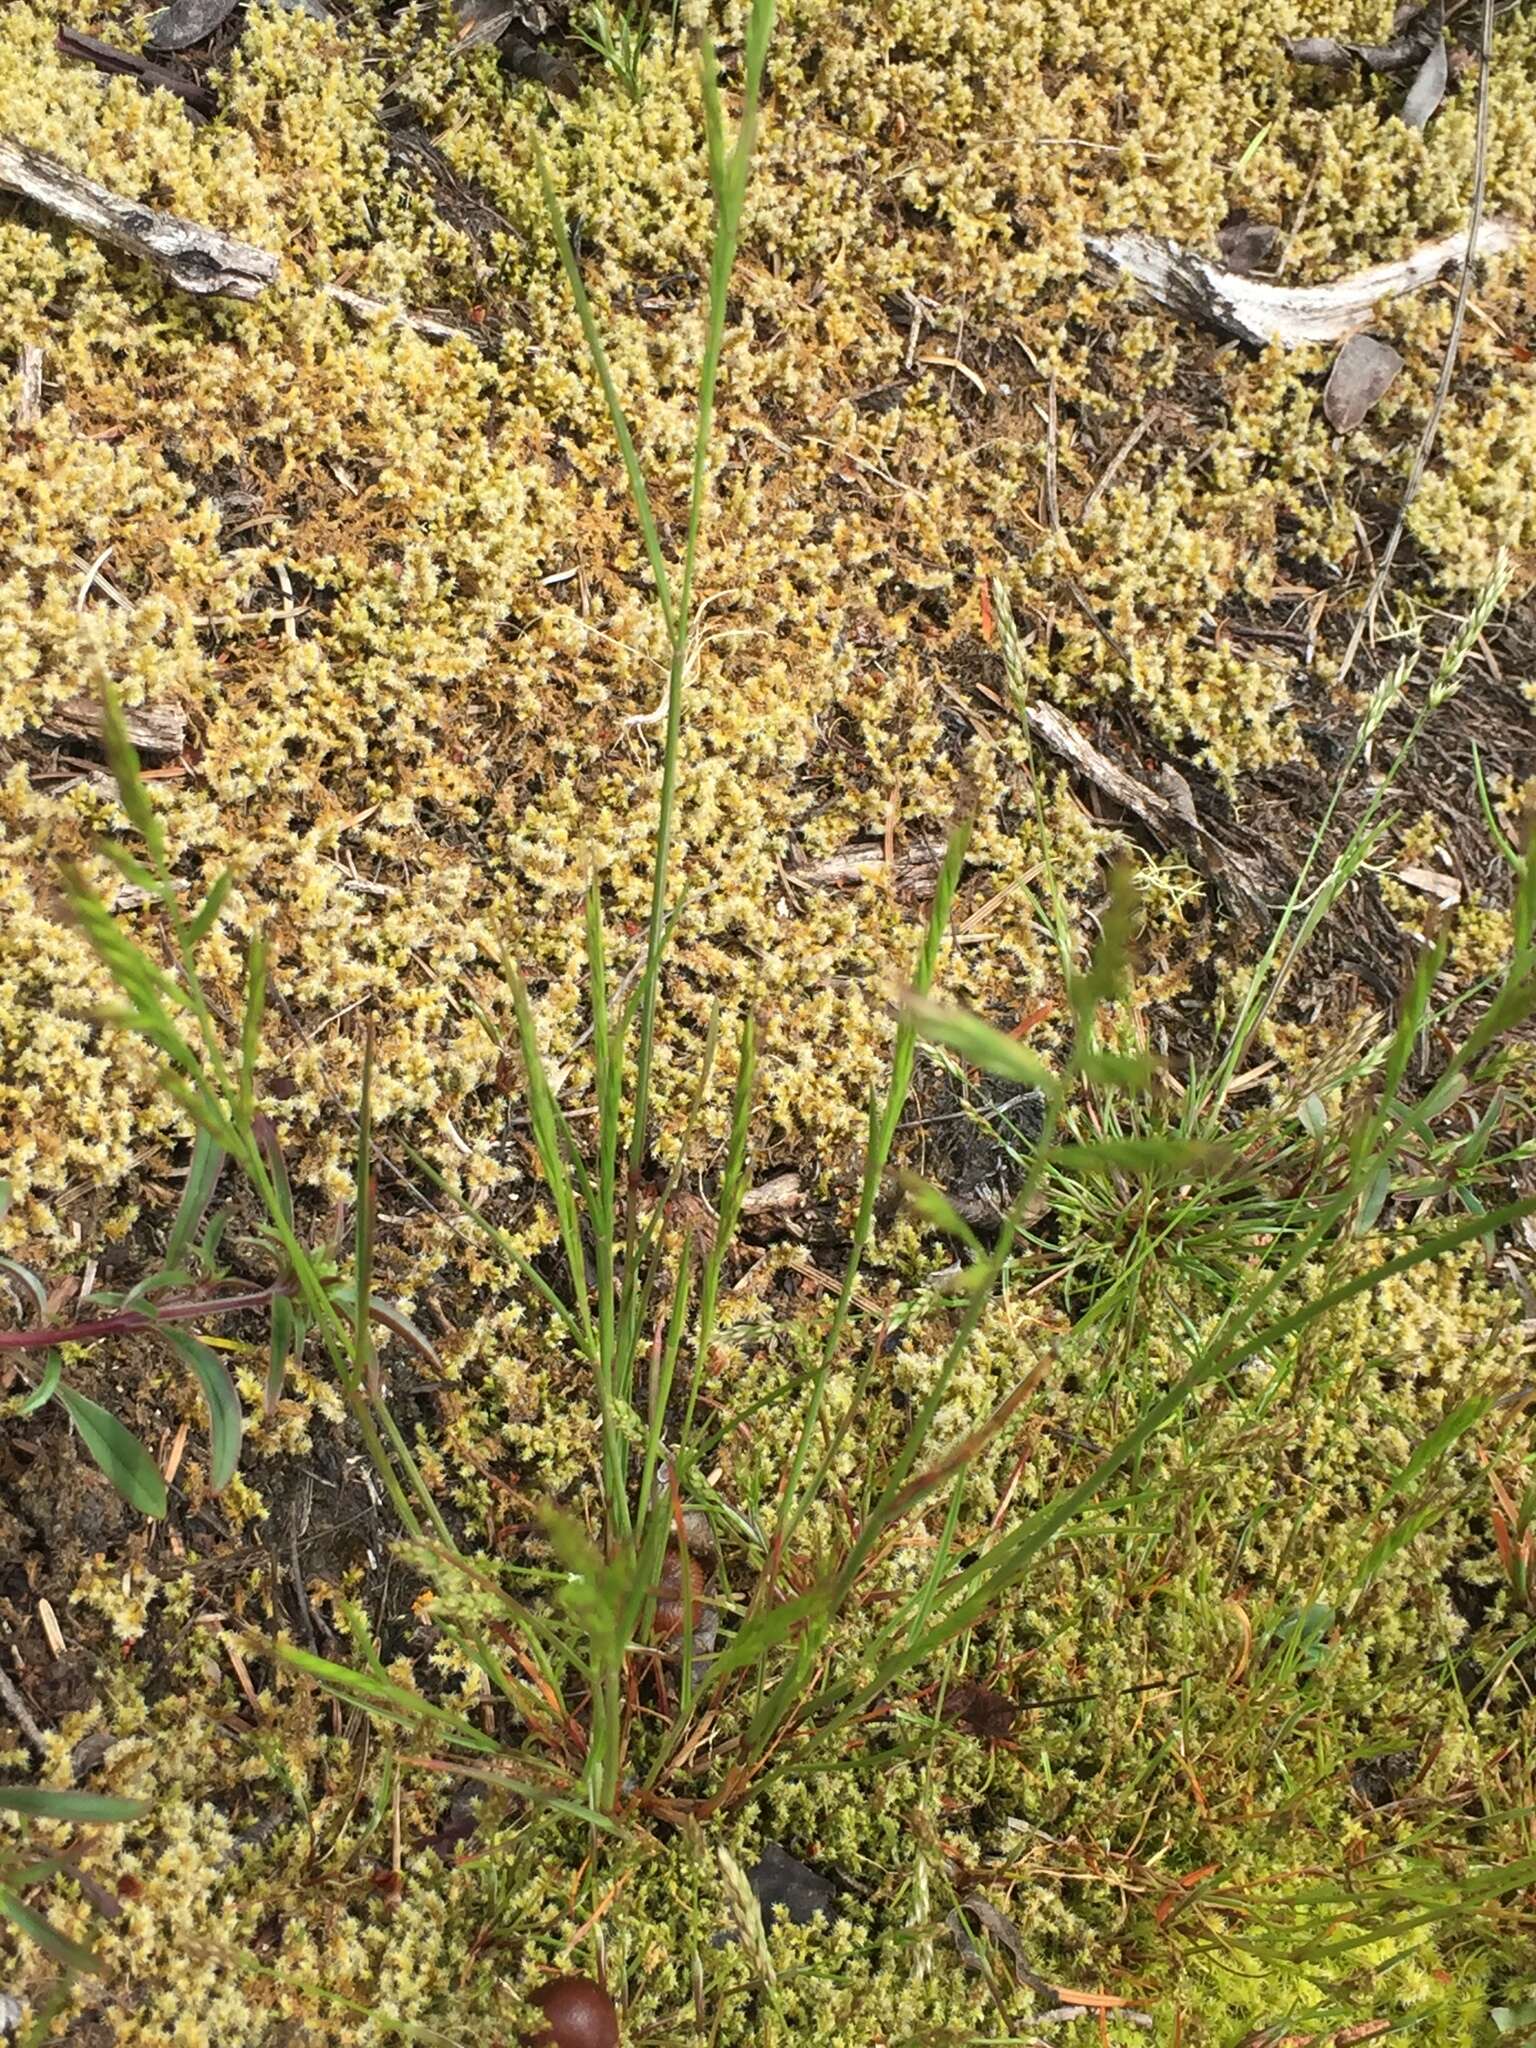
571;0;678;101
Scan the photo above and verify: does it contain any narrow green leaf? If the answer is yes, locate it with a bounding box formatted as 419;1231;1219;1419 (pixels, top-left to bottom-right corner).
18;1348;62;1416
0;1786;148;1823
99;684;167;871
1357;1501;1449;1592
1069;862;1138;1018
267;1295;295;1418
185;871;232;948
96;839;164;906
900;1174;982;1249
1471;741;1523;871
200;1208;231;1273
1076;1047;1154;1092
708;1580;836;1689
240;934;269;1123
253;1114;294;1230
165;1130;225;1272
505;964;591;1327
904;994;1054;1090
1351;1162;1393;1238
533;143;675;639
328;1289;443;1375
1384;1395;1495;1503
1051;1137;1223;1178
113;1266;196;1314
159;1329;242;1492
396;1753;619;1834
355;1026;377;1396
0;1883;101;1976
57;1386;166;1519
1299;1854;1536;1958
272;1643;499;1753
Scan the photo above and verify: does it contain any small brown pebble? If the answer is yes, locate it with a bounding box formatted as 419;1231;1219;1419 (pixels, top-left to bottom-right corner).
527;1976;620;2048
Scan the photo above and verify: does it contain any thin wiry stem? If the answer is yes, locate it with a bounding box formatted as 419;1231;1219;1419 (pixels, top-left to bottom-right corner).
1335;0;1497;682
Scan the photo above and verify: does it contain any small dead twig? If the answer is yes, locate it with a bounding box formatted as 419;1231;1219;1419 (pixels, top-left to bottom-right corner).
0;1658;48;1755
55;29;219;116
288;1523;320;1656
0;135;277;298
14;343;43;430
790;834;947;890
39;693;187;754
323;283;478;344
1043;372;1061;532
1078;414;1151;523
1021;696;1267;911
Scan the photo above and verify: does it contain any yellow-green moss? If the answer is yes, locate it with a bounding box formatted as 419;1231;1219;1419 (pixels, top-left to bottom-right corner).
3;0;1536;2039
5;0;1536;1242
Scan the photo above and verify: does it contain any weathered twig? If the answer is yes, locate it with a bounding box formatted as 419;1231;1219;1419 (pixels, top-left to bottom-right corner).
1085;217;1517;349
0;135;278;298
40;693;187;754
55;28;218;115
14;343;43;429
0;136;478;342
790;834;946;890
323;283;476;343
1022;696;1267;911
0;1660;49;1755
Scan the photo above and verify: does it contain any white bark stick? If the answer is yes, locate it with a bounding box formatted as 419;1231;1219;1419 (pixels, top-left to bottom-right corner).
1086;220;1519;348
0;135;279;299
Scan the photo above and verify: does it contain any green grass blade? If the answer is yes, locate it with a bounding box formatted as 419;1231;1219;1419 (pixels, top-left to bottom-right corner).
18;1348;62;1416
184;871;232;948
904;994;1055;1091
98;684;168;875
0;1787;148;1823
239;933;269;1124
273;1642;501;1753
159;1328;242;1493
164;1129;225;1271
267;1294;295;1417
0;1884;100;1976
532;146;675;641
355;1025;377;1399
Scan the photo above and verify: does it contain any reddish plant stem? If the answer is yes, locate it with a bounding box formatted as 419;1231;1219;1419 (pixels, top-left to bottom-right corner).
0;1282;292;1353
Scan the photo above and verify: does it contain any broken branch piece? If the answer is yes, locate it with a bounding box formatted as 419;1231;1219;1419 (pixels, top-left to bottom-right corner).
1021;696;1267;912
1085;219;1517;348
55;29;220;115
0;135;278;299
39;694;187;754
0;137;478;342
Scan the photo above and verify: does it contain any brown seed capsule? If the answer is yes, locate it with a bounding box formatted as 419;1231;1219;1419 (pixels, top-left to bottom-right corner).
653;1545;707;1646
527;1976;620;2048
